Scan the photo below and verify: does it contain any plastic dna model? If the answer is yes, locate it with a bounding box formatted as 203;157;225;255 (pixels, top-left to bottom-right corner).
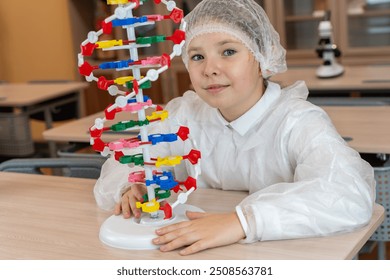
78;0;201;225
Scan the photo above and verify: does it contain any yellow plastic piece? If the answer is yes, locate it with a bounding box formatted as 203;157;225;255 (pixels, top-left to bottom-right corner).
96;39;123;49
114;76;135;85
107;0;129;5
136;199;160;213
155;156;183;167
146;110;169;121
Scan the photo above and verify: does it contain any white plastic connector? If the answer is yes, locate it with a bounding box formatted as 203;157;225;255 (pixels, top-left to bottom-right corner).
87;31;99;43
166;1;176;11
95;118;105;130
85;74;96;82
115;7;127;19
146;69;159;81
101;146;111;157
115;95;128;108
108;85;119;96
172;44;182;56
77;53;84;66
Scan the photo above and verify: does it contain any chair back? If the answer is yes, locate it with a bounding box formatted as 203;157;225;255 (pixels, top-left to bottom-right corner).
0;157;106;179
371;166;390;242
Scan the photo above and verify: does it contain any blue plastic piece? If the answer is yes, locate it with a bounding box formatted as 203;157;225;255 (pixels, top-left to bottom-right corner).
99;59;134;70
145;179;156;187
128;96;150;103
145;171;178;190
112;16;148;27
155;172;178;190
163;133;177;142
148;133;178;145
149;134;164;145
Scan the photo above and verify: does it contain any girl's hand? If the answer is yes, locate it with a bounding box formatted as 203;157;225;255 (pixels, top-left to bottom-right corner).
152;211;245;255
114;183;146;219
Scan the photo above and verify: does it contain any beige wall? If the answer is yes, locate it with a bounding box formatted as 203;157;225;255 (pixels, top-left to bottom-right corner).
0;0;76;82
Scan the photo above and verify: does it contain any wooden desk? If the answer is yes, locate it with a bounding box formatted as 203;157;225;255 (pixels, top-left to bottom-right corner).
0;172;384;260
323;106;390;154
272;65;390;106
43;106;390;155
0;82;88;110
272;65;390;93
0;82;88;156
43;111;135;144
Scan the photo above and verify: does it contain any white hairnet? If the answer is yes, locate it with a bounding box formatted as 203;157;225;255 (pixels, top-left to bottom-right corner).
182;0;287;79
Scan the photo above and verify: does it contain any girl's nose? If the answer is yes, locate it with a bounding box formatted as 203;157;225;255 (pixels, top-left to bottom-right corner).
203;57;220;77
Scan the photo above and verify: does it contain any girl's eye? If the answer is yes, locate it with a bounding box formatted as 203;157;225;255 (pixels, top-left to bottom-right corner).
223;49;236;56
191;54;204;61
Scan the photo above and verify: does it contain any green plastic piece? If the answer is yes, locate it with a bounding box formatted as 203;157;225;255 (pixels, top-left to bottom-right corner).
136;35;166;45
111;119;150;131
155;188;171;199
126;80;152;89
119;154;144;166
141;188;171;202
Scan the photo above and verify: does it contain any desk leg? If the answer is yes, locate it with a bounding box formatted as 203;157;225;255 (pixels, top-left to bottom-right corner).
43;108;58;158
76;90;86;118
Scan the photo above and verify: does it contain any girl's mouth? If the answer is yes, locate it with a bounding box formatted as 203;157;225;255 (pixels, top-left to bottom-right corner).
205;84;229;93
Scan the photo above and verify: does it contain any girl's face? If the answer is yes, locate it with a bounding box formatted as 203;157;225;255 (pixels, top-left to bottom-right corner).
187;32;264;122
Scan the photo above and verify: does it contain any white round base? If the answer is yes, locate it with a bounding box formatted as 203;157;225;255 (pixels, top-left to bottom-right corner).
99;204;203;250
316;64;344;78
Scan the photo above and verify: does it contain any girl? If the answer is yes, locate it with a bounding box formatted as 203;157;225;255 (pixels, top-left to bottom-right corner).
94;0;375;255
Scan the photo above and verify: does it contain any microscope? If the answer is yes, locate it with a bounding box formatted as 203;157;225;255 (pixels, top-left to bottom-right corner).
315;11;344;78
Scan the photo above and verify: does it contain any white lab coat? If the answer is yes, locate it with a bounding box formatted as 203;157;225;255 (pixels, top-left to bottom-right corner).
94;81;375;243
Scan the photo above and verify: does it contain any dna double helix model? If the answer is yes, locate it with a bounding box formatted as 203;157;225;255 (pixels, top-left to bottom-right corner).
78;0;201;221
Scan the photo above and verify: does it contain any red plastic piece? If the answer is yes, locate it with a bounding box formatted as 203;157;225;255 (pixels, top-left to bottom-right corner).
166;29;185;44
169;8;184;23
160;53;171;67
154;0;162;4
89;126;103;138
162;203;172;219
93;138;106;152
97;76;114;90
78;61;94;76
183;177;197;191
114;151;125;161
81;42;97;56
156;105;164;111
177;126;189;141
133;79;139;94
104;105;117;120
185;149;201;164
102;21;113;34
172;185;182;193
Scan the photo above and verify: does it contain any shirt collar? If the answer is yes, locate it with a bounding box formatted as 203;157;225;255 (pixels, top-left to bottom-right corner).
217;81;281;136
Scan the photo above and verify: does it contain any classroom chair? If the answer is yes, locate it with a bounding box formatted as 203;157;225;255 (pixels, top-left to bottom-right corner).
368;166;390;260
0;157;106;179
0;79;36;158
360;165;390;260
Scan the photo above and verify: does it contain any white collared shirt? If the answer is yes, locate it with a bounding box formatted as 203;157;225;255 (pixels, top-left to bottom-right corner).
218;81;281;136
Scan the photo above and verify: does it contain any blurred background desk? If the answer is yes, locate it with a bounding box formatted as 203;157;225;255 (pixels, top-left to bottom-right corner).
0;172;384;260
43;111;131;144
43;106;390;156
323;106;390;154
272;65;390;106
43;109;149;157
0;82;88;158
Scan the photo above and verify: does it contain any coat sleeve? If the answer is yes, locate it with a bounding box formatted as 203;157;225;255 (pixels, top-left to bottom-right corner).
236;107;376;243
93;156;140;211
